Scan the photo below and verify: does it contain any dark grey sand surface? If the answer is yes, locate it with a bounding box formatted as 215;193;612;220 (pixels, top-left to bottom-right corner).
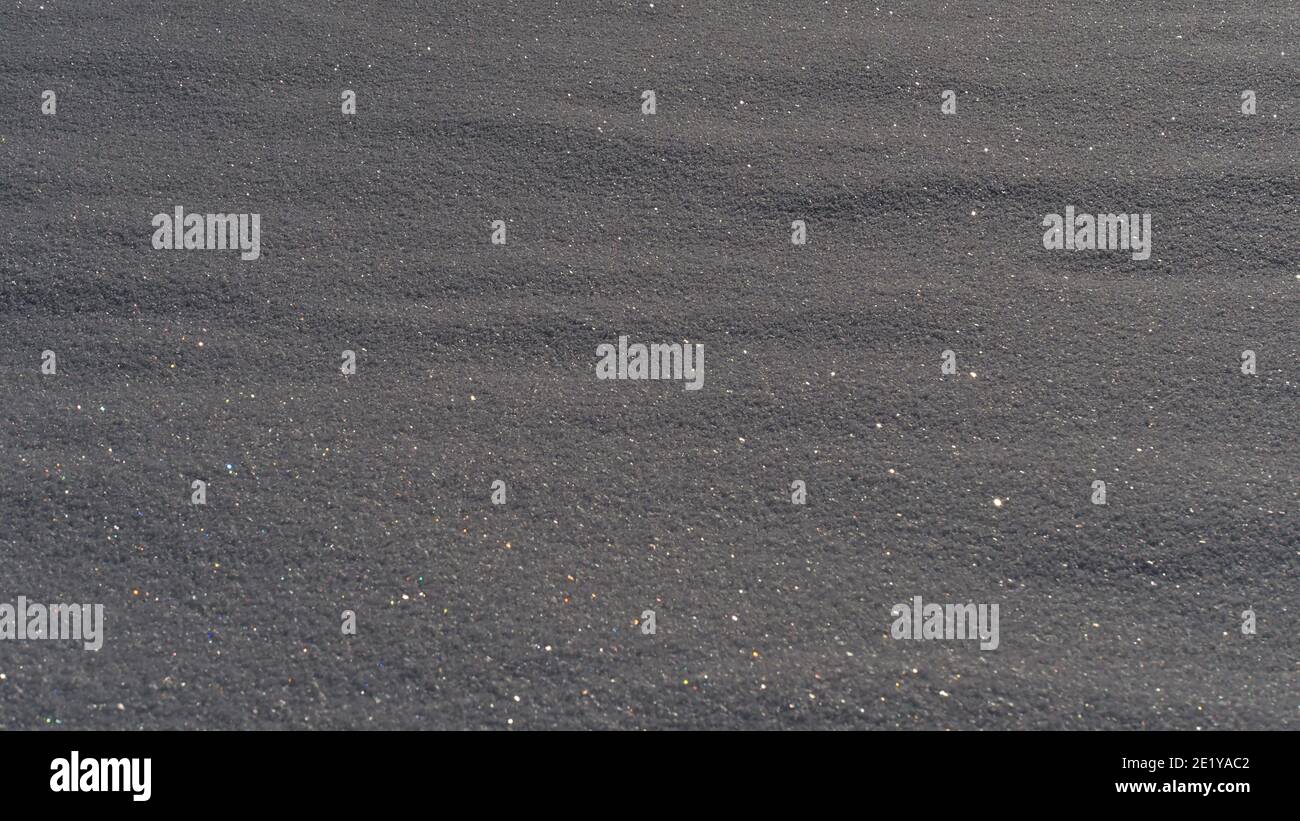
0;1;1295;729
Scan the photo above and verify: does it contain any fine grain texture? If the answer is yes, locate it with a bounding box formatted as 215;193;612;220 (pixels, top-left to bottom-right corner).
0;1;1295;729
